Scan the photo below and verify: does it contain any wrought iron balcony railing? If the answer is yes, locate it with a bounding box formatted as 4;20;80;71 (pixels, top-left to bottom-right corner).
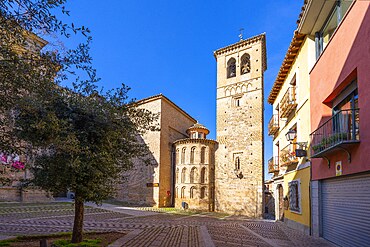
268;115;279;136
280;143;299;167
268;156;279;173
280;87;297;118
310;108;360;158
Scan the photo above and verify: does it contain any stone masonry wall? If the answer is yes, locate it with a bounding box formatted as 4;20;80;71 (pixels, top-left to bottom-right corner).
117;96;196;207
173;139;216;211
215;37;265;217
116;99;162;206
159;99;196;207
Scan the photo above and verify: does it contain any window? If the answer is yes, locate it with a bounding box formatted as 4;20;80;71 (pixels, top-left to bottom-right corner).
181;147;186;164
190;147;196;164
181;168;186;183
332;83;359;140
316;0;354;58
175;168;179;183
289;180;300;213
233;97;242;107
200;147;206;164
175;187;178;198
227;58;236;78
176;149;179;165
190;167;197;183
200;167;206;183
235;157;241;170
200;187;207;199
190;186;196;199
240;53;250;75
181;186;186;198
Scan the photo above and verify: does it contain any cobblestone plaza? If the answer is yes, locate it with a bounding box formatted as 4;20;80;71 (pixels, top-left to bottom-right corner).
0;202;334;246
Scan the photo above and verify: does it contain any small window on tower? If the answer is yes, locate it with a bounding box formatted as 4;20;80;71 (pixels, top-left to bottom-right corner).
233;96;242;107
227;58;236;78
240;53;251;75
235;157;241;170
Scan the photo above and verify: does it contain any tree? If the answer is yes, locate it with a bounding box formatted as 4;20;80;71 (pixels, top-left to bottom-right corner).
0;0;94;153
0;0;158;243
15;83;158;243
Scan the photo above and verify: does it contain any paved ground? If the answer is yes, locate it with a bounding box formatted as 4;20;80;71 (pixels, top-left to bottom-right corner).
0;201;335;247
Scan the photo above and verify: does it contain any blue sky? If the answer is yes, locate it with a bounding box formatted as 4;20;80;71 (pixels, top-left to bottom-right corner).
56;0;303;179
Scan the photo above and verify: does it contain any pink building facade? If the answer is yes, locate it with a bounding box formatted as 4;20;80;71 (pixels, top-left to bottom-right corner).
299;1;370;245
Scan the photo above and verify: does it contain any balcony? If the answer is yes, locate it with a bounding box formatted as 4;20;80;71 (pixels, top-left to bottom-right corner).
280;143;299;167
268;115;279;136
268;156;279;173
280;87;297;118
310;109;360;163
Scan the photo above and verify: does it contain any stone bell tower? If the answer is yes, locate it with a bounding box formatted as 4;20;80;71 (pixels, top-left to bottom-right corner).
214;33;266;217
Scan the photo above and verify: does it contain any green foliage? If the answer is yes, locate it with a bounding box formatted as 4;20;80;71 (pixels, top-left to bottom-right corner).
52;238;101;247
14;85;158;203
1;0;158;243
0;0;96;154
0;239;15;246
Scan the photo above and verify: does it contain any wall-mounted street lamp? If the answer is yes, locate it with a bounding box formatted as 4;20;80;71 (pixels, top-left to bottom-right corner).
285;129;308;157
285;129;297;142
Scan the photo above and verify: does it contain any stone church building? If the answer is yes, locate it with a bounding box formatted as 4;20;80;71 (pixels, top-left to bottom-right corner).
118;33;266;218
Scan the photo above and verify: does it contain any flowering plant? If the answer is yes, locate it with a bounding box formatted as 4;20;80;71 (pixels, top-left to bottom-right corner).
0;153;26;171
11;161;25;170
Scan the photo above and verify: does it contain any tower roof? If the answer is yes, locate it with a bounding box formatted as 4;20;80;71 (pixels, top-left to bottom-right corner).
186;122;210;135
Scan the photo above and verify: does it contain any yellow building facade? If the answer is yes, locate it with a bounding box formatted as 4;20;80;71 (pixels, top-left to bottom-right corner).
267;32;315;234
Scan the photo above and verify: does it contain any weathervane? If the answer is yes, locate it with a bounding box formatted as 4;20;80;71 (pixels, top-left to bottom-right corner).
239;28;244;41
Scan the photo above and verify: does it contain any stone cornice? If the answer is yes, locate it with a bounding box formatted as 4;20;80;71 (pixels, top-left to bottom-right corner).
214;33;267;72
173;138;218;146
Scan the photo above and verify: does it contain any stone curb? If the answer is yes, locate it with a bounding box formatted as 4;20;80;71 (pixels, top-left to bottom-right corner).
0;235;15;240
108;229;143;247
199;226;215;247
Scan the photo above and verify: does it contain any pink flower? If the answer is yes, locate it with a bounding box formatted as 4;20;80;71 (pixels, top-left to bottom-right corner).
11;161;25;170
0;155;7;164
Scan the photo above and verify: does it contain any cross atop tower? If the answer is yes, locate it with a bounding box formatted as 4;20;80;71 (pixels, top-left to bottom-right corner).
239;28;244;41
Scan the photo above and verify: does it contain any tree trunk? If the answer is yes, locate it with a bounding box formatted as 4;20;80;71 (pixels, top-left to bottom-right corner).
71;196;84;243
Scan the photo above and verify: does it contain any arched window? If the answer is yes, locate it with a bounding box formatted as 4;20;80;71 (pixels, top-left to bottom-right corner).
235;157;241;170
181;168;187;183
175;187;178;198
190;147;196;164
175;168;179;183
181;186;186;198
200;147;206;164
200;187;207;199
227;58;236;78
190;186;196;199
190;167;197;183
176;149;179;165
240;53;250;75
201;167;206;183
181;147;186;164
